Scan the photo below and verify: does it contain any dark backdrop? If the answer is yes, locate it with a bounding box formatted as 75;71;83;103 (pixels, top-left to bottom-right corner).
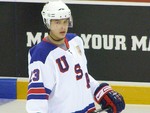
0;2;150;82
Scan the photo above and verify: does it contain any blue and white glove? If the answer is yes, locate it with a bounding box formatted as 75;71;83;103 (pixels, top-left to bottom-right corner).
94;83;125;113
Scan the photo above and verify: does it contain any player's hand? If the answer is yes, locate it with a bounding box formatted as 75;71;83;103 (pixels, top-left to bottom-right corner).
94;83;125;113
100;90;125;113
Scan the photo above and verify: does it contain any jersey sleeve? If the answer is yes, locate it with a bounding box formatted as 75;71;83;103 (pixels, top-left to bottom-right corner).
26;51;56;113
88;74;100;95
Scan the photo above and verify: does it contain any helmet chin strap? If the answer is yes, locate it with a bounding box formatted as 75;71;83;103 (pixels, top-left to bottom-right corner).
49;34;64;42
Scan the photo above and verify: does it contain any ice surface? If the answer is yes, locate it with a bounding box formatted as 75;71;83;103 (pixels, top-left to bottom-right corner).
0;99;150;113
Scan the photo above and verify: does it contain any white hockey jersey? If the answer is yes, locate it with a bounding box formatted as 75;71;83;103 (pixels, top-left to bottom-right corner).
26;33;100;113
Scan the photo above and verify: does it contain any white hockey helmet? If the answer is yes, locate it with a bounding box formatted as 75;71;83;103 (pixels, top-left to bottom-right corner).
41;0;73;29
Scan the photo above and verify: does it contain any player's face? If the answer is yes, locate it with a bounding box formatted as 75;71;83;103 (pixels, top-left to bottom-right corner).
50;19;69;40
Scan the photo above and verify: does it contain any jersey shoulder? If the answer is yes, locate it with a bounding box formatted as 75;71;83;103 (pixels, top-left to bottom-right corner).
66;33;76;40
29;41;56;64
66;33;83;42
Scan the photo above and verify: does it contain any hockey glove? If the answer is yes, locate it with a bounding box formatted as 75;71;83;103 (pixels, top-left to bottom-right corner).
94;83;125;113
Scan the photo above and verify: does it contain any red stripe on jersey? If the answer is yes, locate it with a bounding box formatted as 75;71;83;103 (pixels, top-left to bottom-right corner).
65;37;69;49
27;88;46;94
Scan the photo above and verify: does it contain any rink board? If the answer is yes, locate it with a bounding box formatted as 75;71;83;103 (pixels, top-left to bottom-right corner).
0;77;150;105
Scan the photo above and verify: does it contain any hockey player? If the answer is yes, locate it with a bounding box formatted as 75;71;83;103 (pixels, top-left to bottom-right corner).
26;0;125;113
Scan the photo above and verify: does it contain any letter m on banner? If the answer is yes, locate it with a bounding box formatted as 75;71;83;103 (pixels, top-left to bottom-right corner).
26;32;42;47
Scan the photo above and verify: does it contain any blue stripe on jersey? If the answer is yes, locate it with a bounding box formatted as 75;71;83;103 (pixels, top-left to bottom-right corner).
29;33;77;64
28;82;44;89
74;103;95;113
27;94;48;100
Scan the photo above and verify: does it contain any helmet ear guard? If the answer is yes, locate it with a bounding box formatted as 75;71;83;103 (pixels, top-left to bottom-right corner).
69;15;73;28
41;0;73;29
